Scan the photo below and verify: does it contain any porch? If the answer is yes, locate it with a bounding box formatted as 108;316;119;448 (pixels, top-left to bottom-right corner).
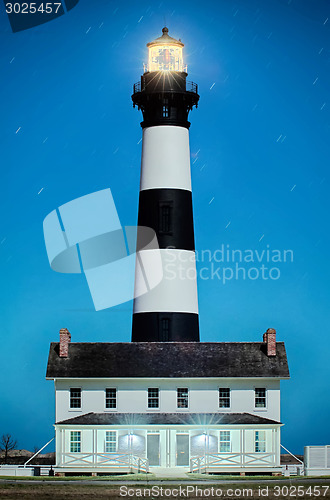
55;412;282;473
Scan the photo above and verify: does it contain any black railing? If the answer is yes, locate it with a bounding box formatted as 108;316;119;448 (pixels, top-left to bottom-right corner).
187;81;198;94
133;81;141;93
133;80;198;94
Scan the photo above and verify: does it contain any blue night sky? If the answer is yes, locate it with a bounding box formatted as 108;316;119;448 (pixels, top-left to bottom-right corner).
1;0;329;455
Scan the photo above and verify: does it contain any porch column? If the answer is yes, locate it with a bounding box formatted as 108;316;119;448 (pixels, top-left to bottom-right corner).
91;429;94;466
95;429;98;465
242;429;245;467
275;428;280;466
166;429;170;468
62;428;65;466
207;429;210;467
57;428;63;466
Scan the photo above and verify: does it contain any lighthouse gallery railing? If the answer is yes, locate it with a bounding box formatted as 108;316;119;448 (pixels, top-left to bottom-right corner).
133;81;198;95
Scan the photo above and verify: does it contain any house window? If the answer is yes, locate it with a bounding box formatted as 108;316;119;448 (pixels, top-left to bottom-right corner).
177;388;188;408
70;388;81;409
105;431;117;452
255;430;266;453
219;431;231;452
148;388;159;408
255;388;266;408
160;318;170;341
105;388;117;409
70;431;81;453
159;204;172;234
219;388;230;408
163;105;169;117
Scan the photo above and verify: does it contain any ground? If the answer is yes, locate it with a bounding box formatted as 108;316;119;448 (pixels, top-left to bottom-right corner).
0;477;329;500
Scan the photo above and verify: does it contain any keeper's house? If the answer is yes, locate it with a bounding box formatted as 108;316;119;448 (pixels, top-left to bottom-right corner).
46;328;289;474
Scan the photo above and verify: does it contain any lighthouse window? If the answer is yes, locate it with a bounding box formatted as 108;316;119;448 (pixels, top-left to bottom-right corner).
148;388;159;408
177;388;189;408
160;317;170;341
163;105;169;117
159;204;172;234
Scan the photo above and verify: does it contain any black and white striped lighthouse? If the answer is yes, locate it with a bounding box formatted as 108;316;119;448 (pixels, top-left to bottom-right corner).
131;27;200;342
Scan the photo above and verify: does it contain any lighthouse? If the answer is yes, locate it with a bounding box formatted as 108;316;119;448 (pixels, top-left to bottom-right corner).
131;27;200;342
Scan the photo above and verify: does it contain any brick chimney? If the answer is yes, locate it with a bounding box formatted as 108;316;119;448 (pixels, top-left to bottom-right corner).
263;328;276;357
59;328;71;358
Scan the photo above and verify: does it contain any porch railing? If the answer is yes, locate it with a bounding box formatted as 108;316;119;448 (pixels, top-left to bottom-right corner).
190;452;276;472
60;453;149;473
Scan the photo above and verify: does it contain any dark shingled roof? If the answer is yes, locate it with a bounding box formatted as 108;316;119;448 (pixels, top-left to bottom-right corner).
56;412;281;426
46;342;289;379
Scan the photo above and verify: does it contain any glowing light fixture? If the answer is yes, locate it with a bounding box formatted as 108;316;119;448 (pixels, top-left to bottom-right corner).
146;27;185;72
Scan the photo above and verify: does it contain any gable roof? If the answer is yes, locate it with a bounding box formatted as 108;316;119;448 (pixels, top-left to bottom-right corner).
56;412;281;426
46;342;289;379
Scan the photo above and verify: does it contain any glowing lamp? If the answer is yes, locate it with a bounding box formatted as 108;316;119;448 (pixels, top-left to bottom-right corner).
146;27;185;72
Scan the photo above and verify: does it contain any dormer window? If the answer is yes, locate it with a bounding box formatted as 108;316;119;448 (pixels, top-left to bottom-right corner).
105;388;117;409
148;388;159;409
70;388;81;409
177;388;188;408
219;388;230;408
255;388;266;408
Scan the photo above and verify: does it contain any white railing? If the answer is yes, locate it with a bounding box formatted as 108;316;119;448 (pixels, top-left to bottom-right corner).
190;452;276;472
0;464;54;476
60;453;149;473
281;464;304;476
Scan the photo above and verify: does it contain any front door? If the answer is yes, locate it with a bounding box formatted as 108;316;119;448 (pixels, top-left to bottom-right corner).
176;434;189;466
147;434;160;466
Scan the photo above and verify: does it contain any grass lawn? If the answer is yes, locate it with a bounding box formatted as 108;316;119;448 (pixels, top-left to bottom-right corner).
0;479;329;500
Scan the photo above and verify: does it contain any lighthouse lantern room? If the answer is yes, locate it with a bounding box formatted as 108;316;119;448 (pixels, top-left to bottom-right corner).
146;26;184;72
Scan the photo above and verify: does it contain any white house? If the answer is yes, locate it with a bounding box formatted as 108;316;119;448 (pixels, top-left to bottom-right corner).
46;328;289;474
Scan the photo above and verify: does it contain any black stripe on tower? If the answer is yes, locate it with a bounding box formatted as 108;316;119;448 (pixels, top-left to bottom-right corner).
138;189;195;250
132;312;199;342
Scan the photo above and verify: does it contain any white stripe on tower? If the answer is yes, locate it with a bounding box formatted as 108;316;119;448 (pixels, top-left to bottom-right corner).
140;126;192;191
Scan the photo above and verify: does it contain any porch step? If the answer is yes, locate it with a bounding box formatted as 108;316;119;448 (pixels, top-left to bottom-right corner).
149;467;190;478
